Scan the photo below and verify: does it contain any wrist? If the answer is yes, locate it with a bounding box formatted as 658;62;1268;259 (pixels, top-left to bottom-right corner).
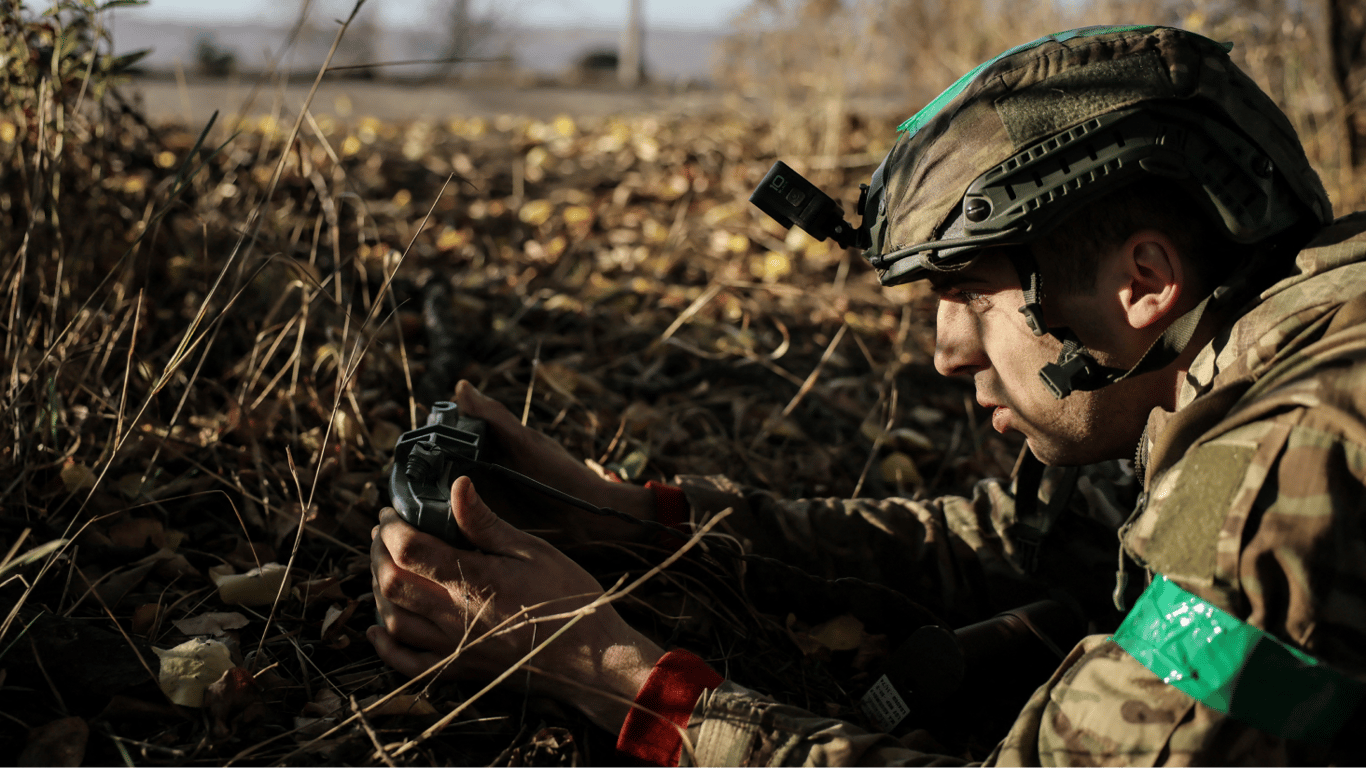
553;627;664;732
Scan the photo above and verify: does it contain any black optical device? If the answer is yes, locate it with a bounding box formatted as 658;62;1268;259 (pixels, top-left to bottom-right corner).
390;402;488;549
749;161;864;249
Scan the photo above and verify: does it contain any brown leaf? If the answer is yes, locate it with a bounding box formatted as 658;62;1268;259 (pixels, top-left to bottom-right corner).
785;613;826;658
153;552;201;581
880;452;923;487
59;460;97;494
293;576;347;604
358;693;437;718
508;726;578;767
205;667;261;740
321;599;359;647
172;611;250;637
131;603;162;636
807;614;865;652
18;716;88;767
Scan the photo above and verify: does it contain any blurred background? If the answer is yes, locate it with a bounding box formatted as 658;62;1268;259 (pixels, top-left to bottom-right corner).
95;0;1366;209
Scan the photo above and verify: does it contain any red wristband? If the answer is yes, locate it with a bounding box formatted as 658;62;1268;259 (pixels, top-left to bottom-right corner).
616;649;724;766
645;480;689;529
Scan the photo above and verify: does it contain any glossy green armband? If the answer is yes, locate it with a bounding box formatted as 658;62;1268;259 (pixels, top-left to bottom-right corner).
1113;576;1363;743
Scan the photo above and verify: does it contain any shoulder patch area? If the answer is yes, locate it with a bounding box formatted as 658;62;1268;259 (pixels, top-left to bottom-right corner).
1142;444;1257;583
1130;421;1295;597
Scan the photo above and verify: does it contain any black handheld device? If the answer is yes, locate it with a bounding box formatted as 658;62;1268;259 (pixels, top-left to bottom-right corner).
389;401;488;548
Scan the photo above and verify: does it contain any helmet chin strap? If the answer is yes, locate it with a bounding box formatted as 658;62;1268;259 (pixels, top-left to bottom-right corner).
1007;251;1221;400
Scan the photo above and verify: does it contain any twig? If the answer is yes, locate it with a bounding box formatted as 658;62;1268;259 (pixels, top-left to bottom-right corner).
351;694;398;767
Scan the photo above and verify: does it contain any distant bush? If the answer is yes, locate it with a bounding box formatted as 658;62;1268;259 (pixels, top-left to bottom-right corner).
193;32;236;77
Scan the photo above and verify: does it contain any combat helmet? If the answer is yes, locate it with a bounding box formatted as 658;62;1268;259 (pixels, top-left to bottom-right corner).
751;25;1331;398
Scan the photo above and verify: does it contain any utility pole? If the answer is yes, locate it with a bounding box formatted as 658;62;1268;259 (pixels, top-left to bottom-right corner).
618;0;644;87
451;0;471;57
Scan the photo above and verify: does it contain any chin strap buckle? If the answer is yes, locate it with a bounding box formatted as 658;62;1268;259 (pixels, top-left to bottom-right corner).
1039;344;1098;399
1019;303;1047;336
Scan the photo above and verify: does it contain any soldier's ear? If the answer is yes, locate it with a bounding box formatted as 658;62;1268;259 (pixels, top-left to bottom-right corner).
1115;229;1184;331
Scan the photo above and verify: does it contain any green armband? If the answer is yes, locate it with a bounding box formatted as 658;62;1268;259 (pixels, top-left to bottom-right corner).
1113;576;1363;743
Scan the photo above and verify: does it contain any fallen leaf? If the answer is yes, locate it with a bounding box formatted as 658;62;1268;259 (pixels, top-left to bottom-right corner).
132;603;162;636
889;427;934;452
785;613;826;657
205;667;260;739
108;516;165;549
518;199;553;226
153;552;201;581
153;638;235;708
211;563;290;606
18;716;88;767
358;693;438;717
880;452;923;487
293;576;347;604
172;612;250;637
807;614;865;652
0;538;67;580
302;687;344;718
59;460;97;493
321;600;359;647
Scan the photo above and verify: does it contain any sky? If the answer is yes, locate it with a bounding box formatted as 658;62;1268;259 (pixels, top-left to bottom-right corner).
111;0;756;31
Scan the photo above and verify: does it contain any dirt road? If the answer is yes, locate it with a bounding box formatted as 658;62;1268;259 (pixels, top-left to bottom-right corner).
124;76;736;126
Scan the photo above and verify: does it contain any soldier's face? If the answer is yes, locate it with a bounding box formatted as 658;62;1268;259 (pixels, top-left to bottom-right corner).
930;251;1156;465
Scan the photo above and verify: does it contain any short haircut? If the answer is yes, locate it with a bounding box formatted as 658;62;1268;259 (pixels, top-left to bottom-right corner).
1029;178;1233;295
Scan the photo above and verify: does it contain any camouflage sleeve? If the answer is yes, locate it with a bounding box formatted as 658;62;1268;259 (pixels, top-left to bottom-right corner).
681;680;975;767
673;461;1137;626
991;411;1366;764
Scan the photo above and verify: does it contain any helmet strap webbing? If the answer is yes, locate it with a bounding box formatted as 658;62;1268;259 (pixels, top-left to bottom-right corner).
1006;249;1218;399
1009;251;1049;337
1040;293;1216;398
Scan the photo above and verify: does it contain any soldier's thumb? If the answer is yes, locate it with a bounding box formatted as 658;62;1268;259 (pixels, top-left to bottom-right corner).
450;475;514;550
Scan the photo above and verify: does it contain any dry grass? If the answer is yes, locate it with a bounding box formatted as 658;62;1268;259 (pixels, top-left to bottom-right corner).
2;0;1363;764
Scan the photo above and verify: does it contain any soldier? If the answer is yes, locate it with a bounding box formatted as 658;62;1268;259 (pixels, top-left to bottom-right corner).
370;25;1366;765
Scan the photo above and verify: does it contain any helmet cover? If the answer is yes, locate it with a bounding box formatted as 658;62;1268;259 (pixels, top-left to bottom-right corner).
866;25;1332;285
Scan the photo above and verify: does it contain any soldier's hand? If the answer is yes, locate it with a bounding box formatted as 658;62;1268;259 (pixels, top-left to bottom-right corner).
368;475;662;732
452;379;656;543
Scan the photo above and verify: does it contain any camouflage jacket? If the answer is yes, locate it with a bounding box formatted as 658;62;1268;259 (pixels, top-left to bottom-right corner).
665;215;1366;766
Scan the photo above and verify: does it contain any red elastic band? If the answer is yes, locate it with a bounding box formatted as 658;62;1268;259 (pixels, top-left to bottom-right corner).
616;649;723;766
645;481;690;531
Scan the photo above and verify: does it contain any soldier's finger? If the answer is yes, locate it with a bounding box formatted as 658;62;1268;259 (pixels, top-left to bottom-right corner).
372;585;455;652
367;625;458;681
372;532;470;616
375;507;488;585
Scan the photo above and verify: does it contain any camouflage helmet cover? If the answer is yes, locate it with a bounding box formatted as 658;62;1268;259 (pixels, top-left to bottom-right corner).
868;25;1333;285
